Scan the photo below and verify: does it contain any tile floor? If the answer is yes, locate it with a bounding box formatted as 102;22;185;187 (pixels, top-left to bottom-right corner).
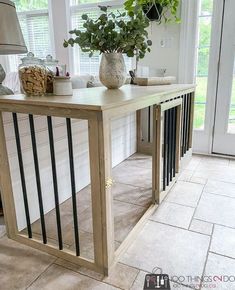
1;154;235;289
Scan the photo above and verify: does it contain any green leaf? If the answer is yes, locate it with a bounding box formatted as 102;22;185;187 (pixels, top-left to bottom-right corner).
81;14;88;20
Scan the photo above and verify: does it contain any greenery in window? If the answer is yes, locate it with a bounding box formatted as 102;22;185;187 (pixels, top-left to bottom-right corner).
124;0;180;23
63;6;152;59
12;0;48;12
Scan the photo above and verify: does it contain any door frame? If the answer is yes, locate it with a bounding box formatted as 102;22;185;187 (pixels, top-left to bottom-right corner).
179;0;225;154
212;0;235;155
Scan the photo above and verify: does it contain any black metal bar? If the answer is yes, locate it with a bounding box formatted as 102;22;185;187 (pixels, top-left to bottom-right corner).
187;93;192;151
181;95;185;157
148;106;151;143
182;95;187;155
171;107;174;178
29;114;47;244
172;107;176;177
163;111;167;191
66;118;80;256
47;116;63;250
184;94;189;154
169;108;173;182
12;112;32;238
166;109;170;186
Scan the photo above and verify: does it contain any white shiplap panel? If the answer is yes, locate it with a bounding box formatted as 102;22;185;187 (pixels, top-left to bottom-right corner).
3;112;136;230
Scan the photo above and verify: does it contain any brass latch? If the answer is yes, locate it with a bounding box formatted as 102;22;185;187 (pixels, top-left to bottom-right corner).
105;178;115;189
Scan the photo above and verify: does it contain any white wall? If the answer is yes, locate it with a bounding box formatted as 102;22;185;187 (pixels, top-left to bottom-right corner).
140;22;181;80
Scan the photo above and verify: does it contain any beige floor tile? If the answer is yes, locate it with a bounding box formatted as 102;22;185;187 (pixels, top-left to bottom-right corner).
178;170;194;182
204;180;235;198
103;263;139;290
193;164;235;183
0;224;6;238
114;201;147;243
211;225;235;258
0;237;56;290
204;253;235;290
112;182;152;208
184;156;201;171
28;264;119;290
130;270;149;290
112;163;152;189
150;201;194;229
189;219;213;236
166;181;203;207
120;221;210;287
200;156;230;166
190;176;207;185
194;193;235;228
123;153;152;169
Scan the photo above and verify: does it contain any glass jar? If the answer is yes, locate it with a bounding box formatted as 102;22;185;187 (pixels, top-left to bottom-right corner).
43;55;59;94
18;52;47;96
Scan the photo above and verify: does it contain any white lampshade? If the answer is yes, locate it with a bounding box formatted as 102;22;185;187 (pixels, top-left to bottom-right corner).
0;0;27;55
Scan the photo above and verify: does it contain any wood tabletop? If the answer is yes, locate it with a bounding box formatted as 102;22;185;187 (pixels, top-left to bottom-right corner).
0;84;195;112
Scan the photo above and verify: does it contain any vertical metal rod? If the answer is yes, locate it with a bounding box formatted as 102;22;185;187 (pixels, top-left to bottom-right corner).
148;106;151;143
182;95;187;155
66;118;80;256
184;95;189;154
169;108;173;182
163;111;167;191
12;112;32;238
181;95;185;157
166;109;170;186
172;107;176;177
187;94;192;151
29;114;47;244
47;116;63;250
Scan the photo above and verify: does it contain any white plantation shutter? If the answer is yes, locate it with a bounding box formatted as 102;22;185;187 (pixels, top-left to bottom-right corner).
8;3;52;72
70;2;133;75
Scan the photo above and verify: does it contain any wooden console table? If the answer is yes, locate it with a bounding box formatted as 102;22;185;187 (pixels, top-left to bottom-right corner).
0;84;195;275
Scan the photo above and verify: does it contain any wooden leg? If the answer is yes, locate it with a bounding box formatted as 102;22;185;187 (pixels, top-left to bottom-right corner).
0;112;18;237
88;113;115;275
152;105;162;204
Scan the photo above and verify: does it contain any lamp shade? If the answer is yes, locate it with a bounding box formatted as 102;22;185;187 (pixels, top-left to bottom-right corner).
0;0;27;54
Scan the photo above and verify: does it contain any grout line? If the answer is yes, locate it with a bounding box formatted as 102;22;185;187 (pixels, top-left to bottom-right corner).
164;199;196;209
208;251;235;261
198;223;214;290
128;269;140;289
203;190;235;200
25;260;55;289
147;220;211;238
187;182;207;231
193;218;235;231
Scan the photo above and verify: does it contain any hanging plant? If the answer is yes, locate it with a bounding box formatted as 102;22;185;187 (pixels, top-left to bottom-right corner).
124;0;181;23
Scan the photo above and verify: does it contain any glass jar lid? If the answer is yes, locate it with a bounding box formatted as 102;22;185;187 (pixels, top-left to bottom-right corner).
20;52;42;65
44;54;59;66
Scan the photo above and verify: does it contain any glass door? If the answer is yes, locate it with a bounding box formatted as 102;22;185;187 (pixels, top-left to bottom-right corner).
212;0;235;155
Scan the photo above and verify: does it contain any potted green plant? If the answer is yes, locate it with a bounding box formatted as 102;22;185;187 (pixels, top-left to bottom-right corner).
124;0;180;23
63;6;152;89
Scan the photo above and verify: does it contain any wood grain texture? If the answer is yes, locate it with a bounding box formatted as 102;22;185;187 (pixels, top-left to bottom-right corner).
0;84;195;113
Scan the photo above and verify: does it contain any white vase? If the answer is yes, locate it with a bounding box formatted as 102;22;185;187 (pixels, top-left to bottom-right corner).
99;53;127;89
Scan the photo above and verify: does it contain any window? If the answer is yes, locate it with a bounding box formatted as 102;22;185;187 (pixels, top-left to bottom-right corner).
194;0;214;129
8;0;53;71
69;0;133;75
